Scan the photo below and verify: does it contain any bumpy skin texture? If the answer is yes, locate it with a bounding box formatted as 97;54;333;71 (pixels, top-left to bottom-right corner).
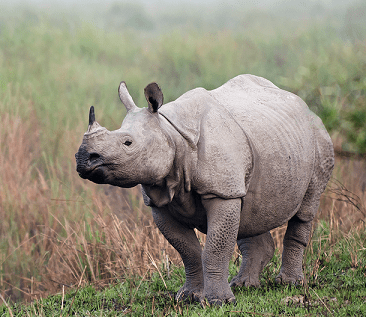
75;75;334;305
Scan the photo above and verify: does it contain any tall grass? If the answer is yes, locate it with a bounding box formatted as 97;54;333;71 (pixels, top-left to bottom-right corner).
0;102;183;302
0;2;365;304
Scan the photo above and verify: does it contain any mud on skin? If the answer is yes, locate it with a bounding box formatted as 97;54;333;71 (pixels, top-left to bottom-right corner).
75;74;334;305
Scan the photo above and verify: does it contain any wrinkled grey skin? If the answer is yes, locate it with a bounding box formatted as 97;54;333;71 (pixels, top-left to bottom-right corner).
75;75;334;305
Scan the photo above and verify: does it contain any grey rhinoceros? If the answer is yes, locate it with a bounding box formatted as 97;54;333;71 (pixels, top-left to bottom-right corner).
75;74;334;305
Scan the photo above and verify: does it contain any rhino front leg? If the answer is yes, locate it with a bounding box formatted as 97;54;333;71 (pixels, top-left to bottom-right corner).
201;198;241;305
230;231;275;288
152;207;204;302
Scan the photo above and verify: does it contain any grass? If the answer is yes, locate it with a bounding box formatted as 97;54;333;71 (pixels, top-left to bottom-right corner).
0;0;365;314
1;222;365;316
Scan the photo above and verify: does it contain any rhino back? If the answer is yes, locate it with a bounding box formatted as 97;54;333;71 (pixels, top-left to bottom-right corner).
210;74;320;235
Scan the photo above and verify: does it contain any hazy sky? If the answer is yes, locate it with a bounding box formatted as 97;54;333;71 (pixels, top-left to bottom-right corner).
0;0;356;12
0;0;336;6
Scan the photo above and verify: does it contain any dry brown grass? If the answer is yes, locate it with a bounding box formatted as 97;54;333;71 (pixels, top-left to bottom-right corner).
0;106;365;305
0;106;182;303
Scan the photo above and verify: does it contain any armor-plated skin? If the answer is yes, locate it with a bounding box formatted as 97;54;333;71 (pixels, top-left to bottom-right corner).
76;75;334;305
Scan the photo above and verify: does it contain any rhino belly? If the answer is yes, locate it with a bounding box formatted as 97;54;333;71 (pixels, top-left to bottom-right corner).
237;161;311;238
236;126;315;238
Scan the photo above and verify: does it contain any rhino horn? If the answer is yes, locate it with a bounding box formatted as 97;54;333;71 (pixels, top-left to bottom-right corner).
118;81;138;112
89;105;95;125
86;106;102;133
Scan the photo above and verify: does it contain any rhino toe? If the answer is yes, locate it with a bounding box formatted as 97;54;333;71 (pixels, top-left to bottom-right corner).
202;284;236;307
275;272;303;285
201;296;236;307
175;285;203;303
230;275;261;288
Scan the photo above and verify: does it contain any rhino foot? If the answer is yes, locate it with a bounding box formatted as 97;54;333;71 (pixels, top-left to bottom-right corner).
175;284;203;303
230;275;260;288
202;285;236;306
275;272;303;285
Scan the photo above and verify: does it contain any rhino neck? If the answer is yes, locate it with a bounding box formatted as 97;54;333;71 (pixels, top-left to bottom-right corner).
142;115;197;216
158;114;196;193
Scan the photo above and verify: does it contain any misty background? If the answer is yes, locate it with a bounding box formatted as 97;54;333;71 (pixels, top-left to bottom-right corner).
0;0;364;38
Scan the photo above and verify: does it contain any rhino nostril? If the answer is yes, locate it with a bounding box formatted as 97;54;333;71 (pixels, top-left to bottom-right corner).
89;153;101;162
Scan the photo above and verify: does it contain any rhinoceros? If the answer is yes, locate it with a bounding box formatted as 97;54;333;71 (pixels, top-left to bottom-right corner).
75;74;334;305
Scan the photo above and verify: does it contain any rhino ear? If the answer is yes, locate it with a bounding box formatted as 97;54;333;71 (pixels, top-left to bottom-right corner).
144;82;164;113
118;81;138;112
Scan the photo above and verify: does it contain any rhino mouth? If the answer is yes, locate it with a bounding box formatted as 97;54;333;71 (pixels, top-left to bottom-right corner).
77;164;108;184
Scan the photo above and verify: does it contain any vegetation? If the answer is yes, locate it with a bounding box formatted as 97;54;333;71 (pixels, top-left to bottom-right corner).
0;0;365;315
1;222;365;316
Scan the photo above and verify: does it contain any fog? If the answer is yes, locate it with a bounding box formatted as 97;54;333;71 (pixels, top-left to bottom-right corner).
1;0;360;29
0;0;359;14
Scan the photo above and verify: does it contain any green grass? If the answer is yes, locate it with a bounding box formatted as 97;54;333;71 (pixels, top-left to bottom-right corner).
1;223;365;316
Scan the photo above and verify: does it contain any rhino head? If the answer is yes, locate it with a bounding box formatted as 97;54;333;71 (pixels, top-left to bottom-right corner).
75;82;175;188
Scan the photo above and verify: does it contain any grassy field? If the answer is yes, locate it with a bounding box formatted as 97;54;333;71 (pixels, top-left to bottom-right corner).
1;221;365;316
0;0;365;315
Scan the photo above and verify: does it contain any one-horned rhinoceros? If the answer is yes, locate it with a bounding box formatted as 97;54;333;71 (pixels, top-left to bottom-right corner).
75;74;334;305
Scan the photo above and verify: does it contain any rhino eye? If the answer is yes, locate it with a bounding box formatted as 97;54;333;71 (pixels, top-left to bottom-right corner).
124;140;132;146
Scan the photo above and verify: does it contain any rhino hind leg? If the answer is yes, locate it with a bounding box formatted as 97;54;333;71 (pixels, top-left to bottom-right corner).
275;216;312;284
276;189;320;285
230;231;275;288
276;162;333;284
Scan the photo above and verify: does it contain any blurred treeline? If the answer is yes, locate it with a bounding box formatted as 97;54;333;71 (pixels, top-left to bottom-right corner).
1;0;365;153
